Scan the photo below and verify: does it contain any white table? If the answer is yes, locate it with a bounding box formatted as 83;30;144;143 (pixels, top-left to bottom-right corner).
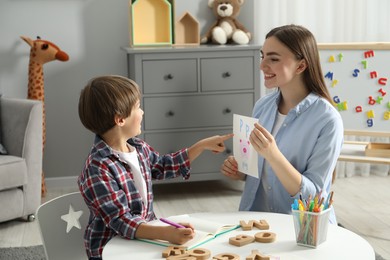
103;212;375;260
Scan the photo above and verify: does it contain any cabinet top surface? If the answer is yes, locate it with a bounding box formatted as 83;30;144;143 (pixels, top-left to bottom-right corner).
121;44;261;54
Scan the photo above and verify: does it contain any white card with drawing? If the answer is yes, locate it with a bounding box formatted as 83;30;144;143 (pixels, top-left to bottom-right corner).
233;114;259;178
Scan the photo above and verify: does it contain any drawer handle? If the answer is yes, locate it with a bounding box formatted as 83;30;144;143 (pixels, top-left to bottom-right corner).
223;108;231;114
167;110;175;117
164;74;174;80
222;72;231;78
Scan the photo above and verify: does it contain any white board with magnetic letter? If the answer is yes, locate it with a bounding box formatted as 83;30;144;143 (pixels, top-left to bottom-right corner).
318;43;390;132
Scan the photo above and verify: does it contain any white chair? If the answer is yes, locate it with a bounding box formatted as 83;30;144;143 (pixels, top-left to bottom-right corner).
36;191;89;260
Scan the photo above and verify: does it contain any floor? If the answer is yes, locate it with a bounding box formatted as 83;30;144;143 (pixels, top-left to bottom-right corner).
0;175;389;259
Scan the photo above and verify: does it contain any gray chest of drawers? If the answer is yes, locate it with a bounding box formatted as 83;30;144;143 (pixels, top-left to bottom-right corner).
122;45;261;183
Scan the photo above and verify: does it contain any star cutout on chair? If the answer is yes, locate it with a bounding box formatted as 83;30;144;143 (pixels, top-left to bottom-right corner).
60;204;83;233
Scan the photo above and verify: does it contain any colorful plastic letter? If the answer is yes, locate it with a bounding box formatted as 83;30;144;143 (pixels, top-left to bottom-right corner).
337;101;348;111
361;60;367;69
383;111;390;120
364;50;375;58
332;79;338;87
384;111;390;120
368;96;376;105
328;55;335;62
370;71;378;79
325;71;333;81
376;96;383;104
378;78;387;85
355;106;363;113
338;53;343;62
352;69;360;77
378;88;387;96
333;96;340;104
366;110;375;119
367;118;374;127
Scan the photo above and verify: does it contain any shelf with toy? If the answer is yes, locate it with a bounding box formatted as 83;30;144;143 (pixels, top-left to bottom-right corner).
201;0;251;45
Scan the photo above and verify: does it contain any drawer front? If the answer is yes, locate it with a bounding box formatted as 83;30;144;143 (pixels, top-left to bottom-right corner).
142;59;198;94
201;57;254;92
143;93;254;130
144;130;233;174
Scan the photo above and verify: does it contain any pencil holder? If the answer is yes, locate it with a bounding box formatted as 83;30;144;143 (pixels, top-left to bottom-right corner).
292;208;331;248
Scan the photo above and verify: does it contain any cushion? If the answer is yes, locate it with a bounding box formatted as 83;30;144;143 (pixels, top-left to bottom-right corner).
0;95;8;155
0;155;28;190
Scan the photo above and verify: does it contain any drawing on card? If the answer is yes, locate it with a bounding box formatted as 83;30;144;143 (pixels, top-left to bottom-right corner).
233;114;259;178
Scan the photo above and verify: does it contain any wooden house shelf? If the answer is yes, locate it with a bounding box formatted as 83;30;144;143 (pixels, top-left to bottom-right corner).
175;12;200;45
129;0;174;46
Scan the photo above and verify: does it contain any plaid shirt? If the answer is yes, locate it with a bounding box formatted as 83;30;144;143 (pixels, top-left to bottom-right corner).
78;135;191;258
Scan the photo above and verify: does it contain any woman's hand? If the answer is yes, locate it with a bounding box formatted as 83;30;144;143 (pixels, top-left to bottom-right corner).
220;155;245;180
249;123;279;161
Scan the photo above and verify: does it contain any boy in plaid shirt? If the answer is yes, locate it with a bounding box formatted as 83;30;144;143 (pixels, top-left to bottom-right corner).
78;75;233;259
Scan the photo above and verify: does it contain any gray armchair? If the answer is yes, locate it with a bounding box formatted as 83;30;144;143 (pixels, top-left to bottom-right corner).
0;97;43;222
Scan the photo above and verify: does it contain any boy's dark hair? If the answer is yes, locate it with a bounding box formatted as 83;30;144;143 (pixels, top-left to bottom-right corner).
78;75;141;135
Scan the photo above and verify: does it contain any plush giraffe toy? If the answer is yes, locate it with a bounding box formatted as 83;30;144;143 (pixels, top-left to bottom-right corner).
21;36;69;197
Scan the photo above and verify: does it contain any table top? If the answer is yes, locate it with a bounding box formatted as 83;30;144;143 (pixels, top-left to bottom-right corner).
102;211;375;260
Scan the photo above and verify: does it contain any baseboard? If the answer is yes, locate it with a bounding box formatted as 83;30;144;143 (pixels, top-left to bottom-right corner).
45;176;79;189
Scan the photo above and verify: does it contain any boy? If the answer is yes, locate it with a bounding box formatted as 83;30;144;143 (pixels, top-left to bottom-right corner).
78;75;233;259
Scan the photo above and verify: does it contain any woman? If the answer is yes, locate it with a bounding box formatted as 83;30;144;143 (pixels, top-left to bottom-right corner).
221;24;343;224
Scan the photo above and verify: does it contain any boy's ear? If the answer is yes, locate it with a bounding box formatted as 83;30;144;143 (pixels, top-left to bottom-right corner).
114;115;125;126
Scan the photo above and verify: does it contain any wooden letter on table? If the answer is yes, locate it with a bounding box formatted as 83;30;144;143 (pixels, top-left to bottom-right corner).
246;249;270;260
166;254;196;260
240;220;255;230
254;232;276;243
213;253;240;260
229;234;255;247
162;246;187;258
240;219;269;230
187;248;211;260
253;220;270;230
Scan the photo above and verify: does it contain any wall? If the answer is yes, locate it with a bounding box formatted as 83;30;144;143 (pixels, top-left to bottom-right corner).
254;0;390;43
0;0;255;180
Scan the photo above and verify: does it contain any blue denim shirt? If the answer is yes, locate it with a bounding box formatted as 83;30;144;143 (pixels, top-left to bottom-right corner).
239;90;343;224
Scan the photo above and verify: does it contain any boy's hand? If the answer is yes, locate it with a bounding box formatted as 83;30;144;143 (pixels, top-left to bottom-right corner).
165;224;195;245
188;133;233;162
202;133;234;153
136;223;194;245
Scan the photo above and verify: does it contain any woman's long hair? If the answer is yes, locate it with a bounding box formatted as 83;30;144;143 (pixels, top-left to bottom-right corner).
266;25;332;103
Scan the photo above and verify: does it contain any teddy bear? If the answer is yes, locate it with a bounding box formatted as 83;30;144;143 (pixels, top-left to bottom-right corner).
201;0;251;45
